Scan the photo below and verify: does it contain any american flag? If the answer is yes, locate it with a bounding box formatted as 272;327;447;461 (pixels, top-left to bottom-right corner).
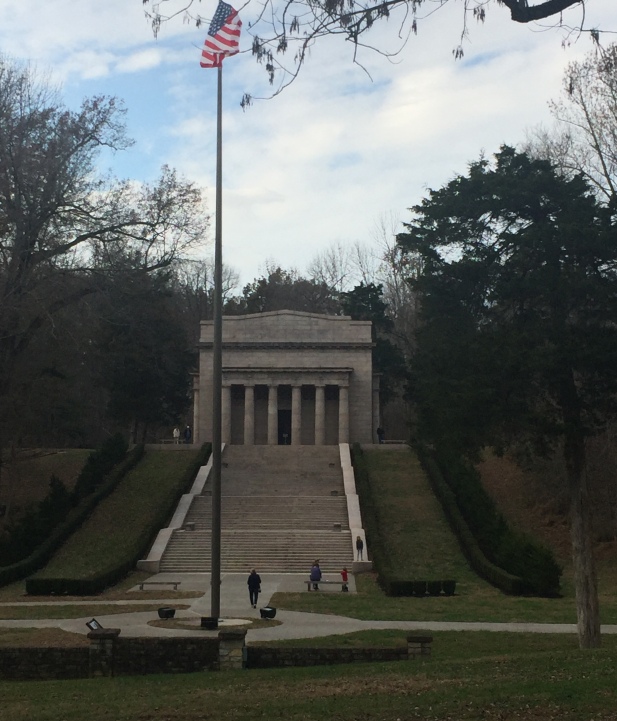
200;1;242;68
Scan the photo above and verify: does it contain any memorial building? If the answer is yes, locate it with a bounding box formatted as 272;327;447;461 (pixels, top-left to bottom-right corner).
193;310;379;445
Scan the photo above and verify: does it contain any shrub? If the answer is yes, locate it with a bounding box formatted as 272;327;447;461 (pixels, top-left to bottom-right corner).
72;433;128;501
442;579;456;596
427;580;442;596
412;580;427;597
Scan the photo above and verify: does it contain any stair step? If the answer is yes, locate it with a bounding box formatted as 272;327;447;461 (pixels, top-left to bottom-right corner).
159;446;355;572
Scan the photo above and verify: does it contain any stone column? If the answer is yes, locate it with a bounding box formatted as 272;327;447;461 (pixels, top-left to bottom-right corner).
243;385;255;445
218;629;247;670
88;628;120;678
267;385;278;445
222;384;232;444
291;385;302;446
338;385;349;444
192;376;200;444
315;384;325;446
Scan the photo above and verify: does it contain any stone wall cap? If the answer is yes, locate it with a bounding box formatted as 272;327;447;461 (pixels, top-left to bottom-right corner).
218;629;248;640
206;310;355;322
87;629;121;640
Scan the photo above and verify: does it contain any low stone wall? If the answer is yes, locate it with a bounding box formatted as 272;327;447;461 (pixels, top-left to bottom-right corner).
0;647;89;681
0;632;431;680
247;635;432;669
114;637;219;675
247;646;408;668
0;633;219;681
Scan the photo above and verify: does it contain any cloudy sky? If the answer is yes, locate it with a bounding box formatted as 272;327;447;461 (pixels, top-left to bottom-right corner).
1;1;616;287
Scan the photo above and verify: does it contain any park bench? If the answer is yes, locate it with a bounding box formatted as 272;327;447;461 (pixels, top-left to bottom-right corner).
139;580;181;591
306;579;347;591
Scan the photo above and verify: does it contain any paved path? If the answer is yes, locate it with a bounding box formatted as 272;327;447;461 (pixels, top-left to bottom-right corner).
2;572;616;642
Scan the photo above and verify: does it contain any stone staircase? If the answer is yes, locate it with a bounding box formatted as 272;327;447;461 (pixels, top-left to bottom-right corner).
159;445;355;573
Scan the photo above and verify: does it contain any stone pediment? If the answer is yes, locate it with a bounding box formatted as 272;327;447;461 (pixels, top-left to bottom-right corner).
200;310;372;346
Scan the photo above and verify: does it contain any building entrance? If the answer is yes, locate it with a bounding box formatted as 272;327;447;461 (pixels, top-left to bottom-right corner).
278;409;291;444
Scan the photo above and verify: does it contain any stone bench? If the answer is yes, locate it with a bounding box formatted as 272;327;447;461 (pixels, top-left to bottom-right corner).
306;579;347;591
139;580;181;591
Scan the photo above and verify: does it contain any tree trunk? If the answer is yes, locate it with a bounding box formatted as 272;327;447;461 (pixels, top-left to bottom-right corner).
563;416;601;648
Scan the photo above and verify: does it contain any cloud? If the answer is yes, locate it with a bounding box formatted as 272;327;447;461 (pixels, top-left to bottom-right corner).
2;0;617;287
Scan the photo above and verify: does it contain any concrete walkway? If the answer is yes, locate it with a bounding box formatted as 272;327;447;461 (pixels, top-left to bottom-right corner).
2;572;616;642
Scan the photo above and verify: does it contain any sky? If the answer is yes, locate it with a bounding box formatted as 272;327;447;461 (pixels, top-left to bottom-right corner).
1;0;617;289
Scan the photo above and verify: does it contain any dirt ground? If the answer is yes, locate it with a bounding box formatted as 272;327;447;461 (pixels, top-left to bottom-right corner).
0;448;91;529
477;450;617;571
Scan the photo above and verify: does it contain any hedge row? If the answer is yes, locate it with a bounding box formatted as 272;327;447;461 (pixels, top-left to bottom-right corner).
26;444;211;596
0;444;144;589
417;446;561;596
380;579;457;597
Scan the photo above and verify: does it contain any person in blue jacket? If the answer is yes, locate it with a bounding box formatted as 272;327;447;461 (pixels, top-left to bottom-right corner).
310;560;322;591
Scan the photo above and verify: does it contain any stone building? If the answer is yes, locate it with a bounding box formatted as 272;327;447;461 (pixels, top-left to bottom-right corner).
194;310;379;445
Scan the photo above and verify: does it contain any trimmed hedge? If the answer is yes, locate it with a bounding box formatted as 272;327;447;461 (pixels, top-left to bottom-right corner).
26;444;211;596
0;445;144;589
417;445;561;596
378;579;457;597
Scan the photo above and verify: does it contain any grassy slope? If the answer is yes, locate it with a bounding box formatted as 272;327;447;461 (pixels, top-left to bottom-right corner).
31;450;199;580
271;447;617;624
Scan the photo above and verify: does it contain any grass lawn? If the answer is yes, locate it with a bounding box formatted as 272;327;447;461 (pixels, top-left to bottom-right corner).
270;448;617;625
1;632;617;720
1;447;617;718
0;603;190;620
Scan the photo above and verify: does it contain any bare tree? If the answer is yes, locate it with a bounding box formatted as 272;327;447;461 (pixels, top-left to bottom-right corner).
549;44;617;201
0;57;209;447
307;241;356;293
526;43;617;202
172;257;240;341
371;213;420;359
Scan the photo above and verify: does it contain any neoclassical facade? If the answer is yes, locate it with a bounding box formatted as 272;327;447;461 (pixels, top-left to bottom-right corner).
193;310;379;445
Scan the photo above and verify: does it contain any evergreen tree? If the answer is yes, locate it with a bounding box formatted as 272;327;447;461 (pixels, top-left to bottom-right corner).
399;146;617;648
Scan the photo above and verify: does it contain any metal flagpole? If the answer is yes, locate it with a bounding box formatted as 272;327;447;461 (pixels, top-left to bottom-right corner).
210;61;223;621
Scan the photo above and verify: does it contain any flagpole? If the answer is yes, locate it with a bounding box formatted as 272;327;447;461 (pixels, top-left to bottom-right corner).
211;60;223;621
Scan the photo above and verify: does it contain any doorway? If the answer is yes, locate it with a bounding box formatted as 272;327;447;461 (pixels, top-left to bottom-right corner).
278;409;291;444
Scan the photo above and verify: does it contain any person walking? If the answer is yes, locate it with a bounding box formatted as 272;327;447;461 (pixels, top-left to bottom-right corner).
341;566;349;592
172;427;180;444
356;535;364;561
247;569;262;608
183;425;192;444
310;560;322;591
376;427;385;444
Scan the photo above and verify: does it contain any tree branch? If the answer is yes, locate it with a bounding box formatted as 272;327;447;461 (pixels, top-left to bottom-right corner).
499;0;583;23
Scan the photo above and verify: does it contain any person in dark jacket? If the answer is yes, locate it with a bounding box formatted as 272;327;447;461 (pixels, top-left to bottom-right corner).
247;569;262;608
356;535;364;561
310;560;322;590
